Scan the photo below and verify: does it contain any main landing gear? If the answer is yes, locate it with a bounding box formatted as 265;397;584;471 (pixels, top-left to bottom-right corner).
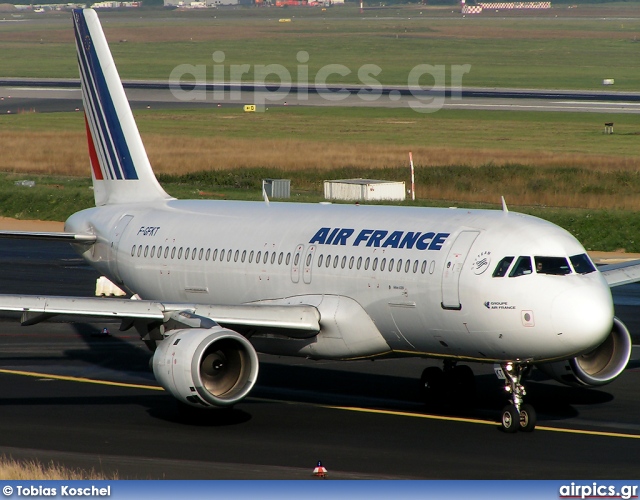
420;360;537;433
500;362;536;433
420;361;476;408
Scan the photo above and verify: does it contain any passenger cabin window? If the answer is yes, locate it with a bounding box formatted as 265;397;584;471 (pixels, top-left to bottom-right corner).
535;256;571;275
570;254;596;275
509;256;532;277
493;256;514;277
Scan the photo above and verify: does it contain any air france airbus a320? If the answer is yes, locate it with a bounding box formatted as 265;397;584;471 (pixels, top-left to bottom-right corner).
0;9;636;433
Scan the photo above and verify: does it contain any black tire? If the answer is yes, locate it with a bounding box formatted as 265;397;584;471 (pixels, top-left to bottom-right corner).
450;365;476;406
501;404;519;433
420;366;445;406
519;403;537;432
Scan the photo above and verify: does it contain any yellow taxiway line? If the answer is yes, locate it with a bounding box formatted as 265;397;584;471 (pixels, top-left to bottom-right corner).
0;368;163;391
2;368;639;439
325;405;640;439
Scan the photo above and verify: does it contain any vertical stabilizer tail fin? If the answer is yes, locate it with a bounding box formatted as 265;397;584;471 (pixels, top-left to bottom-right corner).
73;9;172;206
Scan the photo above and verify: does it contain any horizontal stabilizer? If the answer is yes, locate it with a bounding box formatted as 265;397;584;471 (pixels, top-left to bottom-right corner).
0;230;96;243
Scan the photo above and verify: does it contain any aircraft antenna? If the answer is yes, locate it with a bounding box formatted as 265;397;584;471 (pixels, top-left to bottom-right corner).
262;181;270;206
501;196;509;213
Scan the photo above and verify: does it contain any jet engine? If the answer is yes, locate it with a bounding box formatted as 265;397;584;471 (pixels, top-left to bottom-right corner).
152;327;259;408
538;317;632;387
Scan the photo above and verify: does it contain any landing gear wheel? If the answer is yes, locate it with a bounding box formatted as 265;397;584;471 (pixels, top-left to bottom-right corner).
420;366;445;407
519;403;537;432
501;404;519;433
450;365;476;406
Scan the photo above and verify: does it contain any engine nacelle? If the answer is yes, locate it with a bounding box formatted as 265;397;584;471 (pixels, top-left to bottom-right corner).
538;316;632;387
152;327;259;408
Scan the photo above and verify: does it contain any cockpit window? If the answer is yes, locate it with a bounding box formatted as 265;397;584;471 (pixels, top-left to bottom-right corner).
509;256;532;277
492;256;514;277
534;256;572;275
570;253;596;275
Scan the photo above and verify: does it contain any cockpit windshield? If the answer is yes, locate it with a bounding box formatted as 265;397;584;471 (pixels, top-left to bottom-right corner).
509;256;532;277
570;253;596;274
493;253;595;277
534;256;571;275
492;256;514;277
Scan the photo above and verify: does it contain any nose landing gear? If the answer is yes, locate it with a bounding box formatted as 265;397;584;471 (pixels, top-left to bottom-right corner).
500;362;536;433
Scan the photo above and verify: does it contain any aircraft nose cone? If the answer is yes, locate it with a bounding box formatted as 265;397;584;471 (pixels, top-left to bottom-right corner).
551;284;613;353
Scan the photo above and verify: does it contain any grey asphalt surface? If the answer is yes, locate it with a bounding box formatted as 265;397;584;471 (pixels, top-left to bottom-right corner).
0;239;638;479
2;81;640;114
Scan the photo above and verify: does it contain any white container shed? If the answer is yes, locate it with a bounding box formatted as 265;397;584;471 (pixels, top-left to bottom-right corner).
324;179;406;202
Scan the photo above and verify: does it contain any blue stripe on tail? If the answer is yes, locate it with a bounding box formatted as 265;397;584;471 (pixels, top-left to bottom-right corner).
73;9;138;181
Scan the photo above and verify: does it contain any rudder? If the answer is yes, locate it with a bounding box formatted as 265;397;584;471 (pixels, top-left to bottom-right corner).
73;9;172;206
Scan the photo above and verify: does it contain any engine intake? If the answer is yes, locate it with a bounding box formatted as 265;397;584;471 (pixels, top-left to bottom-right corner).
538;317;632;387
152;327;259;407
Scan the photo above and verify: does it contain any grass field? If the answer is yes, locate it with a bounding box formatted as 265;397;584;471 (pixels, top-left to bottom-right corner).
1;106;639;209
1;105;640;251
0;455;115;479
0;4;639;251
1;5;640;89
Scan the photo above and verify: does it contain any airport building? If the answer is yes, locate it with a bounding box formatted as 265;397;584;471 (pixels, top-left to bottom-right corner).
163;0;250;6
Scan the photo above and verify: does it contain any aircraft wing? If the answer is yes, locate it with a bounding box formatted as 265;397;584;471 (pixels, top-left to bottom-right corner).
599;260;640;288
0;294;320;337
0;230;96;243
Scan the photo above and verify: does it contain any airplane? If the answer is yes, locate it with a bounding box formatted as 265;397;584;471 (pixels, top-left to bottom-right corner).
0;8;636;433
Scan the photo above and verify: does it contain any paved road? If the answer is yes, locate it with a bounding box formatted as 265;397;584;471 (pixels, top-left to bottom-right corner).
2;80;640;114
0;239;638;479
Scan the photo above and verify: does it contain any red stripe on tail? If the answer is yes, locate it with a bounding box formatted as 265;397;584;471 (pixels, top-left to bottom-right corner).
84;113;103;180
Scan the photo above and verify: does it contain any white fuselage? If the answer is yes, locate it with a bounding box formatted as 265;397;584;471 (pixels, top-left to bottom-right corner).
65;199;614;364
